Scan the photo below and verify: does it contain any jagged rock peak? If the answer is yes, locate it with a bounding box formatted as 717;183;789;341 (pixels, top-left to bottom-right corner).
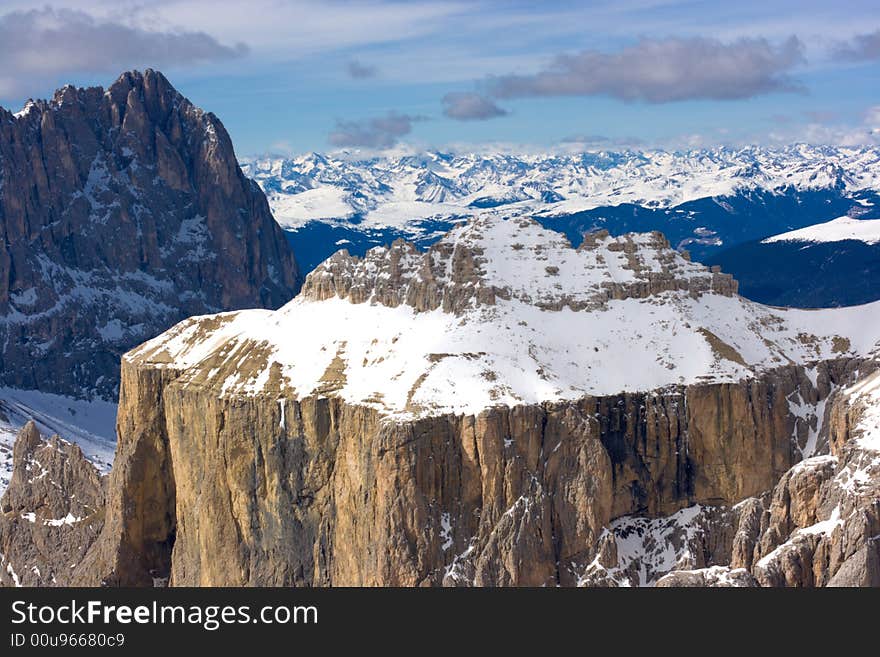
9;69;191;125
0;422;105;587
300;214;737;313
0;69;299;399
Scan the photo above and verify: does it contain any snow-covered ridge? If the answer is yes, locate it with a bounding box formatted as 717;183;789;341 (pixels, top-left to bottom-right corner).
127;214;880;420
300;215;736;313
241;145;880;232
0;389;116;495
763;216;880;245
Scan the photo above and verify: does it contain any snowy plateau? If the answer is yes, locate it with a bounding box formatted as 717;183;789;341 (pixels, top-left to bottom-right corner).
132;215;880;419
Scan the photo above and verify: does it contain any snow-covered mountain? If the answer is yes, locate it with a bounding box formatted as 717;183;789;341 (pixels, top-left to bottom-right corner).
73;213;880;587
713;215;880;308
244;146;880;229
132;214;880;420
0;390;115;494
243;145;880;272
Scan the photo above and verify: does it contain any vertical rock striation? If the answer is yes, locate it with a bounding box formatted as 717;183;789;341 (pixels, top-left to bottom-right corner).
73;357;866;587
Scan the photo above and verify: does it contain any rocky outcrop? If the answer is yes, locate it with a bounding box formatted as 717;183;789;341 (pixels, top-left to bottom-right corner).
0;69;299;400
300;220;736;314
0;422;105;586
655;566;758;587
750;371;880;587
587;368;880;587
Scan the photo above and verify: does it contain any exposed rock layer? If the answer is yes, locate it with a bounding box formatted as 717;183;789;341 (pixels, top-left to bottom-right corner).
301;222;737;314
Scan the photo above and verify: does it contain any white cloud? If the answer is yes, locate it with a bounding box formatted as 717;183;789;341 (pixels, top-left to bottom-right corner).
489;36;805;103
328;112;425;149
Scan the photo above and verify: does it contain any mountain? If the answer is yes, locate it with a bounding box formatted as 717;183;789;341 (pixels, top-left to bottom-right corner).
712;215;880;307
242;146;880;273
0;69;299;401
764;215;880;245
0;70;300;485
5;215;877;586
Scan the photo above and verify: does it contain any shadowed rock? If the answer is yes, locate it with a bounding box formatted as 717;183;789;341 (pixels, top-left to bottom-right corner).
0;70;299;400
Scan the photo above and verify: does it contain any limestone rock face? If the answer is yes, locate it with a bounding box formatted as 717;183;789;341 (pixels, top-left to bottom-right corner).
0;70;299;400
0;422;105;586
74;358;858;587
751;370;880;587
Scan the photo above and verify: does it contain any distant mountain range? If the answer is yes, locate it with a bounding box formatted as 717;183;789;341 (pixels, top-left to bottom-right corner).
712;216;880;308
242;147;880;273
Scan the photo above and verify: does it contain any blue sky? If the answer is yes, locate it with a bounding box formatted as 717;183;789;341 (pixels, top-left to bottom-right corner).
1;0;878;156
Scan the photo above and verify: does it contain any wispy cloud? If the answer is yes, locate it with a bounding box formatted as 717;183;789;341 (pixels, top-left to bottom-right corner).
488;36;805;103
442;92;507;120
347;60;378;79
561;134;646;148
328;112;425;148
765;104;880;147
0;7;246;98
832;28;880;61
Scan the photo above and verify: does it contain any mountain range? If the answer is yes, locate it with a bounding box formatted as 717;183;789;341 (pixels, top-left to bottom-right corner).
242;147;880;273
3;214;879;586
1;70;879;588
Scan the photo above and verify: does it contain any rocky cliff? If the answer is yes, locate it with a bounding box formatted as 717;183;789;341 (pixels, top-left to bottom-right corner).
0;69;299;400
67;216;880;586
4;216;879;587
76;357;874;587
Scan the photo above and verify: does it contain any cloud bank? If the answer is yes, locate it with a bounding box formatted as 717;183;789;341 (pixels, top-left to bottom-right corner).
0;7;247;98
488;36;805;103
833;29;880;62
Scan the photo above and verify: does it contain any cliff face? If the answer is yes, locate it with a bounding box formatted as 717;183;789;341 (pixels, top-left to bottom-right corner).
0;70;299;399
71;356;870;587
